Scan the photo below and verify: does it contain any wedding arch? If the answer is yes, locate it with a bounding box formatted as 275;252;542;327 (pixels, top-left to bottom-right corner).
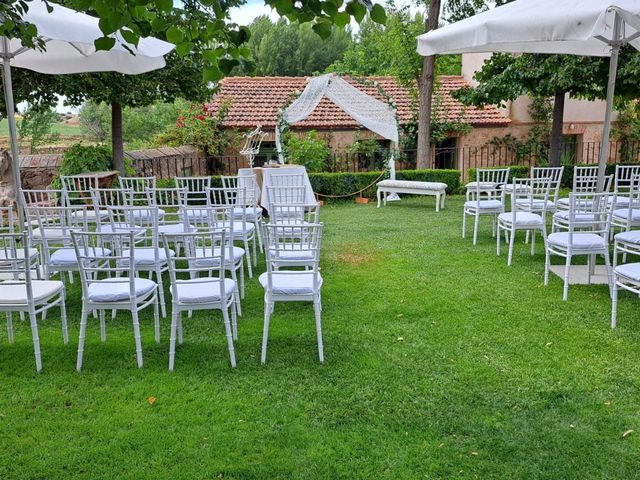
275;73;400;179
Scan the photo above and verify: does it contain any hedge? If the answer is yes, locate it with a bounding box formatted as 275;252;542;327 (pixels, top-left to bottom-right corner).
156;169;462;199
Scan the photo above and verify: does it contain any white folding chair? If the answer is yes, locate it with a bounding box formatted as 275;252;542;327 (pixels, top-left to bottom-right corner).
72;230;160;371
266;185;309;206
146;187;194;250
163;230;237;370
611;174;640;235
270;173;306;188
222;174;264;252
463;168;509;245
61;174;109;223
269;202;320;227
544;192;614;301
32;205;91;282
557;166;600;211
175;176;211;205
208;186;257;276
121;177;167;224
107;205;171;318
612;165;640;210
497;178;551;266
0;205;40;275
0;232;67;372
260;223;324;364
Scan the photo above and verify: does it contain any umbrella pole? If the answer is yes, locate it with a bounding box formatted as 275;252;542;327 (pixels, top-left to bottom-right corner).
597;12;622;192
1;37;24;225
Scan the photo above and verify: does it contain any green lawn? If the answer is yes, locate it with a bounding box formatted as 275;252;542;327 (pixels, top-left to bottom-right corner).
0;118;81;137
1;197;640;479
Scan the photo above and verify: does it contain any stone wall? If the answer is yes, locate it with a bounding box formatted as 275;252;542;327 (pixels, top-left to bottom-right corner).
20;153;62;190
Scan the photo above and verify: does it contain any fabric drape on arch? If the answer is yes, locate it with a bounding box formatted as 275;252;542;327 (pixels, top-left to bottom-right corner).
275;73;400;179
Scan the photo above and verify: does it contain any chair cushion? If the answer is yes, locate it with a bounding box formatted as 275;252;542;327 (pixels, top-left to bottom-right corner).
464;200;503;210
378;180;447;191
130;208;166;221
613;208;640;222
615;263;640;282
31;227;79;240
231;206;261;220
222;221;256;236
553;211;597;222
87;278;156;302
193;246;245;266
122;248;174;266
0;248;39;263
0;280;63;305
547;232;607;250
170;278;236;304
158;223;196;235
272;248;315;261
465;181;498;190
71;209;108;220
259;272;323;295
615;230;640;245
98;224;147;237
514;199;556;210
498;212;543;227
49;247;111;266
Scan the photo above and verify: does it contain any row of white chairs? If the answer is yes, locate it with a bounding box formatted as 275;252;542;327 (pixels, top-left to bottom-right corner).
0;173;325;371
463;165;640;327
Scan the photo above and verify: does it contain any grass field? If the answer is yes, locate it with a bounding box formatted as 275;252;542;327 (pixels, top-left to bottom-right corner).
1;196;639;479
0;118;82;137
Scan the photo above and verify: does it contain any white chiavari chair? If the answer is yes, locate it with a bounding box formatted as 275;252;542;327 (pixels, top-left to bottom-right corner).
463;168;509;245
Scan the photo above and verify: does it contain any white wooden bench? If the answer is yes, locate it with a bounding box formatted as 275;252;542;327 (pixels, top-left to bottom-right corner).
376;180;447;211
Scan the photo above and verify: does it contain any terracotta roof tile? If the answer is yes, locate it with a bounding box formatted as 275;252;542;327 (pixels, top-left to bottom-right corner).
205;75;510;130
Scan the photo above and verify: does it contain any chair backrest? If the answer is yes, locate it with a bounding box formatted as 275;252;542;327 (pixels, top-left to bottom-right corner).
532;166;564;200
222;174;259;206
91;187;133;209
266;185;308;205
264;223;323;287
61;175;100;206
107;205;160;247
572;165;613;193
71;231;136;299
511;177;552;214
470;168;509;202
269;203;320;225
32;205;88;240
614;165;640;196
0;232;35;288
566;191;613;238
21;189;62;208
270;173;305;188
0;206;15;233
162;230;228;302
121;177;157;203
175;176;211;205
147;187;186;226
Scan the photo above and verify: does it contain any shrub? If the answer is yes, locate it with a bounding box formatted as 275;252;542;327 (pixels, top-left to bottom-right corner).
467;165;529;183
284;131;331;173
308;169;462;200
51;144;114;189
18;106;60;153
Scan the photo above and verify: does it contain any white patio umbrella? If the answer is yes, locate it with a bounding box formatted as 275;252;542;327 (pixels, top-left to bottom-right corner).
1;0;174;219
417;0;640;189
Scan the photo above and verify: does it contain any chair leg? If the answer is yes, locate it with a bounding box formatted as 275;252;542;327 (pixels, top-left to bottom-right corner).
587;255;593;285
508;228;516;266
231;298;238;341
240;260;246;299
473;213;480;245
611;281;618;328
377;188;382;208
155;268;167;318
153;295;160;343
60;289;68;345
76;307;89;372
99;309;107;343
544;247;550;286
314;300;324;363
530;230;536;256
177;312;184;344
169;310;178;371
6;312;14;344
252;234;258;267
131;309;143;368
563;253;572;301
27;309;42;372
496;224;501;256
221;306;237;368
604;249;614;298
244;239;253;278
462;211;466;238
261;300;272;365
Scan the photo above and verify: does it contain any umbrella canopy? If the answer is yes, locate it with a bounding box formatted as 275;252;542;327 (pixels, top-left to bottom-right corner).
417;0;640;189
1;0;174;220
418;0;640;56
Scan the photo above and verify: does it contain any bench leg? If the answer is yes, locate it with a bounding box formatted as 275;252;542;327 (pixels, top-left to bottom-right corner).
441;193;446;210
377;188;382;208
436;193;440;212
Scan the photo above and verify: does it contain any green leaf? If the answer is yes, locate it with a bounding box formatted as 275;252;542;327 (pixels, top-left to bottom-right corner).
151;17;167;32
219;58;240;74
202;49;221;63
274;0;294;15
203;65;223;83
166;26;184;44
176;42;195;57
98;17;118;35
322;1;338;17
120;29;139;46
312;22;332;40
155;0;173;13
94;36;116;51
370;4;386;24
334;12;350;28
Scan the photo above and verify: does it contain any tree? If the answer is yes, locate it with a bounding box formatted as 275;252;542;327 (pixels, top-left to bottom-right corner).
239;17;352;76
416;0;441;169
1;0;388;84
453;51;640;166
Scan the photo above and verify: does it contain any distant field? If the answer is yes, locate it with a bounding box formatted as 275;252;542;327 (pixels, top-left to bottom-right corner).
0;118;82;137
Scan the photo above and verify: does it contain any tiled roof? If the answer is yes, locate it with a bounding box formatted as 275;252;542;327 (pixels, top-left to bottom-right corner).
205;75;510;130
